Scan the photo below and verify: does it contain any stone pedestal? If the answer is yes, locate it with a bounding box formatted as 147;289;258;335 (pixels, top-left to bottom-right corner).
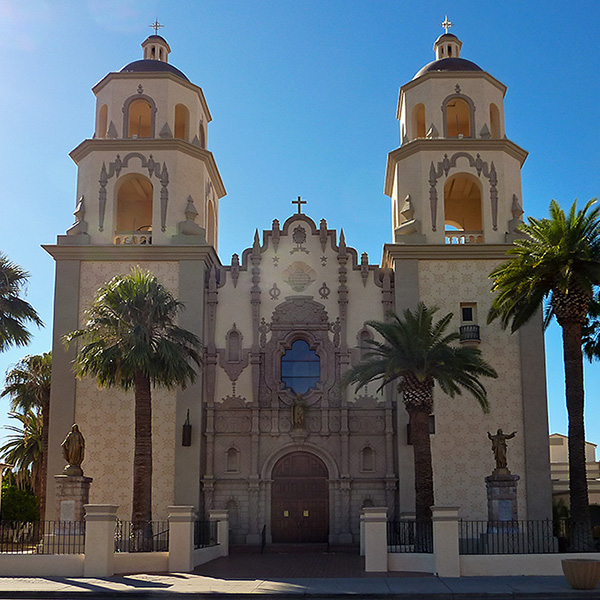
54;474;93;522
485;469;519;521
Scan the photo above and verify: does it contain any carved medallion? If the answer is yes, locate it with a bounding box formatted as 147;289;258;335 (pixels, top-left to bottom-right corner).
282;261;317;293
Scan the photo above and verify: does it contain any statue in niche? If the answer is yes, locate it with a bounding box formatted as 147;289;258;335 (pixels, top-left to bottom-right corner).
61;424;85;476
487;428;516;472
292;394;306;430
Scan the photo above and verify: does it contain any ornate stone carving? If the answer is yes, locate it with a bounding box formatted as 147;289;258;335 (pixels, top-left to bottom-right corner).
426;123;439;139
258;317;271;348
230;254;240;288
177;196;204;236
98;152;170;232
272;219;281;251
282;261;317;293
428;152;499;232
214;415;251;433
269;283;281;300
159;122;173;138
318;282;331;299
349;415;385;433
66;197;88;236
361;253;369;287
319;219;328;252
290;225;308;254
479;123;491;139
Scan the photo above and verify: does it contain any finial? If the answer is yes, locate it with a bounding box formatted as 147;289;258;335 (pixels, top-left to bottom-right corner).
441;15;453;34
292;195;307;215
149;19;164;35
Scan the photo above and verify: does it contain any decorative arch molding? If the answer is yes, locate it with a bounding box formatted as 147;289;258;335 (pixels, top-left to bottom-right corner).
122;93;158;138
428;151;498;232
98;152;170;232
441;92;476;138
260;442;340;481
259;297;340;409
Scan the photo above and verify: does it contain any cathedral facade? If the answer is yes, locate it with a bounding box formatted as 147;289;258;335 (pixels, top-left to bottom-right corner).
45;31;552;545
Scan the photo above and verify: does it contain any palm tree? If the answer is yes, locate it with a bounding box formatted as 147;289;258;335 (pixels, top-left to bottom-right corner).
488;199;600;549
0;253;43;352
0;409;44;500
344;303;497;523
1;353;51;519
63;268;201;544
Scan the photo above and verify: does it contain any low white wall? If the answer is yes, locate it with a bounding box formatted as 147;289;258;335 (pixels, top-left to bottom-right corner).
193;544;222;567
0;554;84;577
461;552;600;576
388;553;434;573
114;552;169;574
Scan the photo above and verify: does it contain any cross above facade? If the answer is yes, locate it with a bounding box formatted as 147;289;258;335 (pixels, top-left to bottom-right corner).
149;19;164;35
441;16;453;34
292;196;306;214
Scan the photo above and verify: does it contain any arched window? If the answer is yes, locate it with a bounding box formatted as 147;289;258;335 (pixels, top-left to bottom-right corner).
412;103;426;139
358;327;374;360
444;173;483;241
174;104;189;140
489;103;500;138
281;340;320;394
97;104;108;139
444;96;473;138
127;98;152;138
115;174;153;242
207;200;216;247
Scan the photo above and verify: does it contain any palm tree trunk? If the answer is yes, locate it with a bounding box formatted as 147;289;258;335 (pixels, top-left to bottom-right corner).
132;370;153;550
39;399;49;521
561;321;592;550
408;408;434;523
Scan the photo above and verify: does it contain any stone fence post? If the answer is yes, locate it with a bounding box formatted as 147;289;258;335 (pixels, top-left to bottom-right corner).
209;509;229;557
363;507;388;572
84;504;118;577
432;506;460;577
168;505;196;573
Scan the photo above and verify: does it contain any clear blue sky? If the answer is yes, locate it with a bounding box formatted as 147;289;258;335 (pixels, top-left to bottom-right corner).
0;0;598;451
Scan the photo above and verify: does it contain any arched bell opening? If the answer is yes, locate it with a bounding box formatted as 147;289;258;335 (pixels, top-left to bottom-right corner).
97;104;108;139
443;95;474;138
174;103;190;140
444;173;483;244
490;103;501;138
114;174;153;245
126;98;153;138
412;103;426;139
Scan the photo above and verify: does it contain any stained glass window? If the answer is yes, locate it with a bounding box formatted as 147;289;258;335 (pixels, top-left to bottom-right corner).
281;340;320;394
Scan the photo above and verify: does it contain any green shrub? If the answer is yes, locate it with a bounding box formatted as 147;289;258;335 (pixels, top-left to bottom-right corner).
1;485;39;522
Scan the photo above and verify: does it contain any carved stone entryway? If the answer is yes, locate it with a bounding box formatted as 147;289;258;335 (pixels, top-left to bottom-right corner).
271;452;329;543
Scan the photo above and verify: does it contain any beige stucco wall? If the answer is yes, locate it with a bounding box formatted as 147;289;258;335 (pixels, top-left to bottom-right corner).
74;260;179;520
418;259;526;519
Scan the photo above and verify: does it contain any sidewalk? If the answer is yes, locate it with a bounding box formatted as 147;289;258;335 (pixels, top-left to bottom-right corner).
0;573;598;599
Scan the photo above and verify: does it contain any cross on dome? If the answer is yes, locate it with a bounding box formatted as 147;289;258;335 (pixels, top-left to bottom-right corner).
292;196;307;214
441;16;453;34
149;19;164;35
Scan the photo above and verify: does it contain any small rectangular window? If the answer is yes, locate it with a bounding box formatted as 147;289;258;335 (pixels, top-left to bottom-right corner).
460;303;477;323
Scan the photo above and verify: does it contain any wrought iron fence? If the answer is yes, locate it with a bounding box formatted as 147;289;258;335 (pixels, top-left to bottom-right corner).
114;520;169;553
0;521;84;554
459;519;600;554
194;520;218;549
387;520;433;553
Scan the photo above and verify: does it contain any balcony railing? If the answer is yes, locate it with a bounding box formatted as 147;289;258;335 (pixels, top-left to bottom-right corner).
445;230;484;244
460;324;481;343
113;231;152;245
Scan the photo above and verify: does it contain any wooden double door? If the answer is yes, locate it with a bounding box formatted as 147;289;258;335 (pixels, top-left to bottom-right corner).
271;452;329;543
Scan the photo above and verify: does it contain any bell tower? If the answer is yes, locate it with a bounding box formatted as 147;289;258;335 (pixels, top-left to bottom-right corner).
65;33;225;249
44;34;225;521
385;30;527;245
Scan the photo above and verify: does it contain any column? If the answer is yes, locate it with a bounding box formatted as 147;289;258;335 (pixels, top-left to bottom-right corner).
209;509;229;557
363;507;388;572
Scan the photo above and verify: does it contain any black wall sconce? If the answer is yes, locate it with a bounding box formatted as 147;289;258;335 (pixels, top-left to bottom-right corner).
182;409;192;446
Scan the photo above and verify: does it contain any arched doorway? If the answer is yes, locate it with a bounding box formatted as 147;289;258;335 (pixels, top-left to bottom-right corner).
271;452;328;543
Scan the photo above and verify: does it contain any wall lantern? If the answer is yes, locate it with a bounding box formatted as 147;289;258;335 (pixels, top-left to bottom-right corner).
182;409;192;446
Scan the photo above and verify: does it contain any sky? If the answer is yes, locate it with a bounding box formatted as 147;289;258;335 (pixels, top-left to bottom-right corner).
0;0;598;453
